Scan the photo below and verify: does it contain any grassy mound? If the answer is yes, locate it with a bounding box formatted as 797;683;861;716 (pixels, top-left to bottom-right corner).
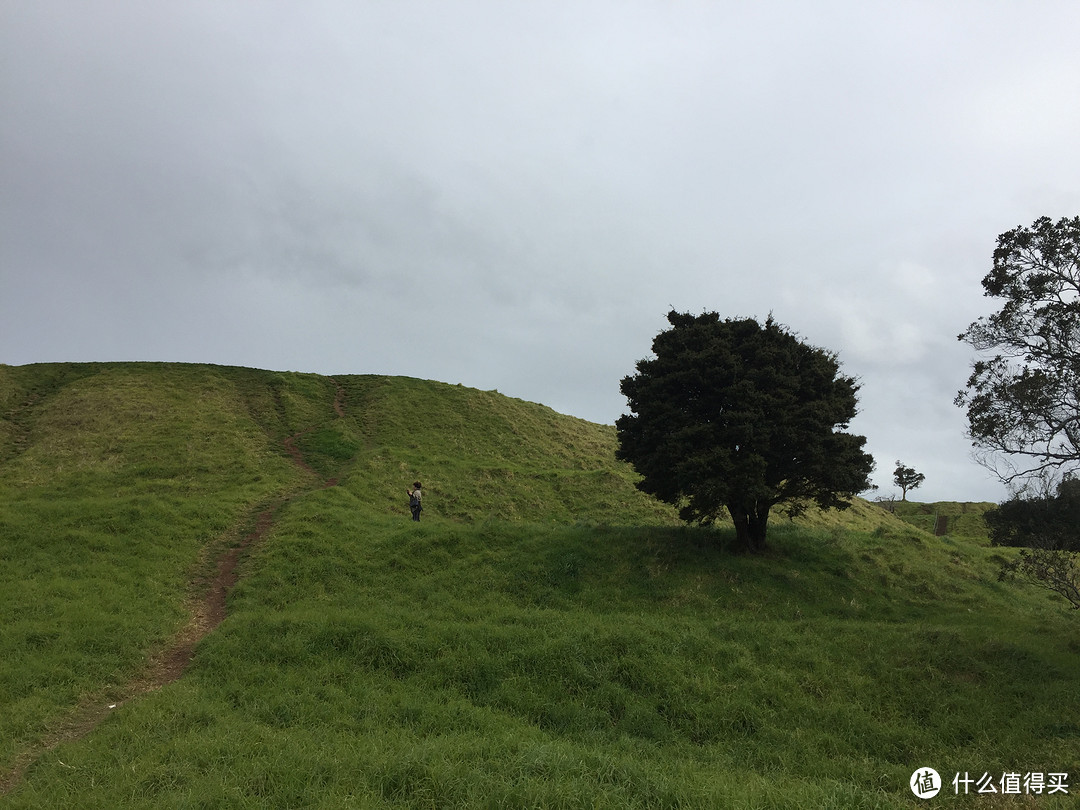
1;363;1077;808
889;501;996;543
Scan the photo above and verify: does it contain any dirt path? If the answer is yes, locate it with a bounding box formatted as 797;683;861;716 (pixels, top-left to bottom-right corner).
0;379;347;796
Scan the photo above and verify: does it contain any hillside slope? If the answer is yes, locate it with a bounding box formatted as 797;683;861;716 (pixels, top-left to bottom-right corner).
890;500;995;542
0;361;681;788
0;363;678;523
0;362;913;529
323;373;683;524
2;363;1076;808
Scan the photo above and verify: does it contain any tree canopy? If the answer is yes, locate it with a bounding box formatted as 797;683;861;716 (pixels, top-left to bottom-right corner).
616;311;874;552
958;216;1080;614
956;215;1080;487
892;461;925;501
990;478;1080;611
986;478;1080;552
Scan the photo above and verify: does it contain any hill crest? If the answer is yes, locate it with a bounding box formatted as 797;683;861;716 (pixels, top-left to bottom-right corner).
1;361;923;533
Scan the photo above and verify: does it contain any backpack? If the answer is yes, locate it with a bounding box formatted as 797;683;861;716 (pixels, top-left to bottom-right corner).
410;492;421;509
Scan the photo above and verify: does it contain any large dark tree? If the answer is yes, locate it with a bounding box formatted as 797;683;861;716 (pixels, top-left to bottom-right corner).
956;215;1080;486
986;478;1080;552
989;479;1080;611
616;311;875;552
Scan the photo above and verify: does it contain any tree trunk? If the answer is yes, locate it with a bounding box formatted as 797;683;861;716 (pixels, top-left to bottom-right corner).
728;504;770;552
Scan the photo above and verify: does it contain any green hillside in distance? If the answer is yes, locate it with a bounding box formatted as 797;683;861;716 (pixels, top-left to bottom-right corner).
888;500;996;543
1;362;1077;809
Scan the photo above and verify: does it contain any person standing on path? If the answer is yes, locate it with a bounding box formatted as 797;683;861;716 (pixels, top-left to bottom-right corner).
407;482;423;521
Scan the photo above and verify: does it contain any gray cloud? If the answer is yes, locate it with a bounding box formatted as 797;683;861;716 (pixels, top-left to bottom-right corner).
5;0;1080;502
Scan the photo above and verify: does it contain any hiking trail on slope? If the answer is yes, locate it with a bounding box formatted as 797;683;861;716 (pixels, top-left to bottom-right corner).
0;379;347;796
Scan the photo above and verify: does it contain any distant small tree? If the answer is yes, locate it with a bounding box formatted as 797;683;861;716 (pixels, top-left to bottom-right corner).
616;311;874;552
892;461;925;501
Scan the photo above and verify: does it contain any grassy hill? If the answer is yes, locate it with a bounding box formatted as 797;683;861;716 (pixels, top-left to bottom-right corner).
888;501;996;543
1;363;1077;808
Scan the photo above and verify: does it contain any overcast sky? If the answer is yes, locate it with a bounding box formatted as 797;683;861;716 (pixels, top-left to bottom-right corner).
3;1;1079;503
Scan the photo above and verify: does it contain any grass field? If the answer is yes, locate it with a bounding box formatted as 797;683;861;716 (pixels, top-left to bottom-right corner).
1;363;1077;808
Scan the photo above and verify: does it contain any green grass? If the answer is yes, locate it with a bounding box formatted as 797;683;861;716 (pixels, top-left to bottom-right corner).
2;363;1078;808
0;364;310;778
890;501;996;543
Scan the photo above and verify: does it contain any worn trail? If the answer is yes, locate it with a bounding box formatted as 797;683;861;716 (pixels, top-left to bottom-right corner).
0;379;347;796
